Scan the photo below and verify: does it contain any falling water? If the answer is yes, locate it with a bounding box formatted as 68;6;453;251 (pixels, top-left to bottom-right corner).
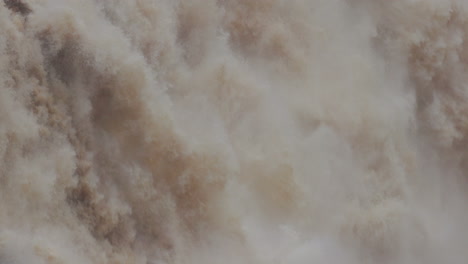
1;0;468;263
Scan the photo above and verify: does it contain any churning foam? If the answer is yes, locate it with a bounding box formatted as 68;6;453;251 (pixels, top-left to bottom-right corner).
1;0;468;263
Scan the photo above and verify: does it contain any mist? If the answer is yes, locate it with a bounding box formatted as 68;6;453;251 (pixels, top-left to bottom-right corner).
0;0;467;263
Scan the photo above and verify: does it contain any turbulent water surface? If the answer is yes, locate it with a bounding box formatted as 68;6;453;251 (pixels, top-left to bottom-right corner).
1;0;468;263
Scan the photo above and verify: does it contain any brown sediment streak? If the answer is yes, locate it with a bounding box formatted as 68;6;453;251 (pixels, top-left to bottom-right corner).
1;0;468;263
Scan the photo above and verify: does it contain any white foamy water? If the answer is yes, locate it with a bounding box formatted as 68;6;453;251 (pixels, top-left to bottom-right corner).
1;0;468;263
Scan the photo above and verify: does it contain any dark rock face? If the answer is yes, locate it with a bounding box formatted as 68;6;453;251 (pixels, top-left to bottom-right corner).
3;0;31;15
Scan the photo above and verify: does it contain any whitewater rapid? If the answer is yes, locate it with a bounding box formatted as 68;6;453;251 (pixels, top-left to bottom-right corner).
1;0;468;263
